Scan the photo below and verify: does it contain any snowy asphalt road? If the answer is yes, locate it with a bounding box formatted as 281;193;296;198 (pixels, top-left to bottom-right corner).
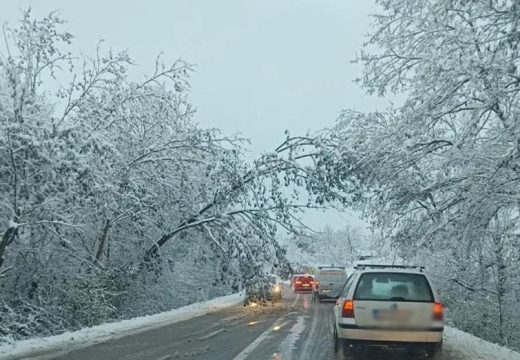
12;288;517;360
46;287;329;360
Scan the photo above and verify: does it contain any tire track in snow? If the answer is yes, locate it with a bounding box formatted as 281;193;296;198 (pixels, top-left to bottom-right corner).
278;315;306;360
231;291;301;360
231;319;291;360
290;298;335;360
299;295;320;360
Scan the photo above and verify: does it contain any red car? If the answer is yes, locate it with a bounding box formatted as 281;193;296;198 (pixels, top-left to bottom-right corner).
292;274;315;292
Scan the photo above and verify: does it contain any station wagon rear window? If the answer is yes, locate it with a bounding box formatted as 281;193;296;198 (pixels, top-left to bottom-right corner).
353;272;434;302
318;271;346;283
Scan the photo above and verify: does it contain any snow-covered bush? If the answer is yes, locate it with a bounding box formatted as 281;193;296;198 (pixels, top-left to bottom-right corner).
0;300;65;342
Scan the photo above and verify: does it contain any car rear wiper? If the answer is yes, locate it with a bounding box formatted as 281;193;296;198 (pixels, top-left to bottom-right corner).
388;297;406;301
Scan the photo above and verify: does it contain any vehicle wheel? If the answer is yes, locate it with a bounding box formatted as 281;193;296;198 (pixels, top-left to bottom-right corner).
425;341;442;359
333;325;346;359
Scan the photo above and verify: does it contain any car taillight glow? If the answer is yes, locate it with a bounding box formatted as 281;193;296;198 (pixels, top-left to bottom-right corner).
433;302;443;321
342;299;355;318
295;281;302;284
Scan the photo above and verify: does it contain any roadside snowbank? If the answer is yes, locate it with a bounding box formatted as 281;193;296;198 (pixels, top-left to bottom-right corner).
444;326;520;360
0;292;243;360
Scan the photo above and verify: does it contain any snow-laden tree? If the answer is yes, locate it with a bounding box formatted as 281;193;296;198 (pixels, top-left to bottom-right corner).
0;11;215;335
285;224;374;269
332;0;520;349
0;11;353;341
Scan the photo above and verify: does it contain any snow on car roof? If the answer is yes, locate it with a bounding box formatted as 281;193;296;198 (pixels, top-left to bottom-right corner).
316;265;346;270
355;268;426;274
353;265;427;274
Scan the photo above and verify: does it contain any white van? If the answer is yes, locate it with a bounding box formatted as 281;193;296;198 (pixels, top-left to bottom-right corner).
313;266;348;302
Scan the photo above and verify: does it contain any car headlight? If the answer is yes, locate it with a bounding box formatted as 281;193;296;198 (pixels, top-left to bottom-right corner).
273;285;281;293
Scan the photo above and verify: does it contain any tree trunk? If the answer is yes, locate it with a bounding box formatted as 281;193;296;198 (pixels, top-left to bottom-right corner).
95;219;111;262
0;224;18;269
493;231;507;345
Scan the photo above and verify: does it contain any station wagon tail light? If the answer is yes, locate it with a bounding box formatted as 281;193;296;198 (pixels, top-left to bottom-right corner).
342;299;355;318
295;281;302;284
433;302;443;321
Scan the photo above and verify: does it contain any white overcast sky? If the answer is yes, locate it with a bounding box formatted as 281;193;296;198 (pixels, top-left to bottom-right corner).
3;0;386;231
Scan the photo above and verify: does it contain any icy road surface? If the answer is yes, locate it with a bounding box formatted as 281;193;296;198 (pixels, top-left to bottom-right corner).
4;288;520;360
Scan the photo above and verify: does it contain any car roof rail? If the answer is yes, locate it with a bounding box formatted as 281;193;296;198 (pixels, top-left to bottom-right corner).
353;264;426;272
317;265;346;269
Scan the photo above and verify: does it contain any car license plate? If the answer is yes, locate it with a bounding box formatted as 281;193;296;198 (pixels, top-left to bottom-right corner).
322;289;331;293
373;309;411;322
303;284;309;287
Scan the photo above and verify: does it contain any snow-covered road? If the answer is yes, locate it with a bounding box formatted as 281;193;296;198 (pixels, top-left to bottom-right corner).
1;289;519;360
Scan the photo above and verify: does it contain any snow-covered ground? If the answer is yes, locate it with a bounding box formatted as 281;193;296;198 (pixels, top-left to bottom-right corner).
0;292;243;360
443;326;520;360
